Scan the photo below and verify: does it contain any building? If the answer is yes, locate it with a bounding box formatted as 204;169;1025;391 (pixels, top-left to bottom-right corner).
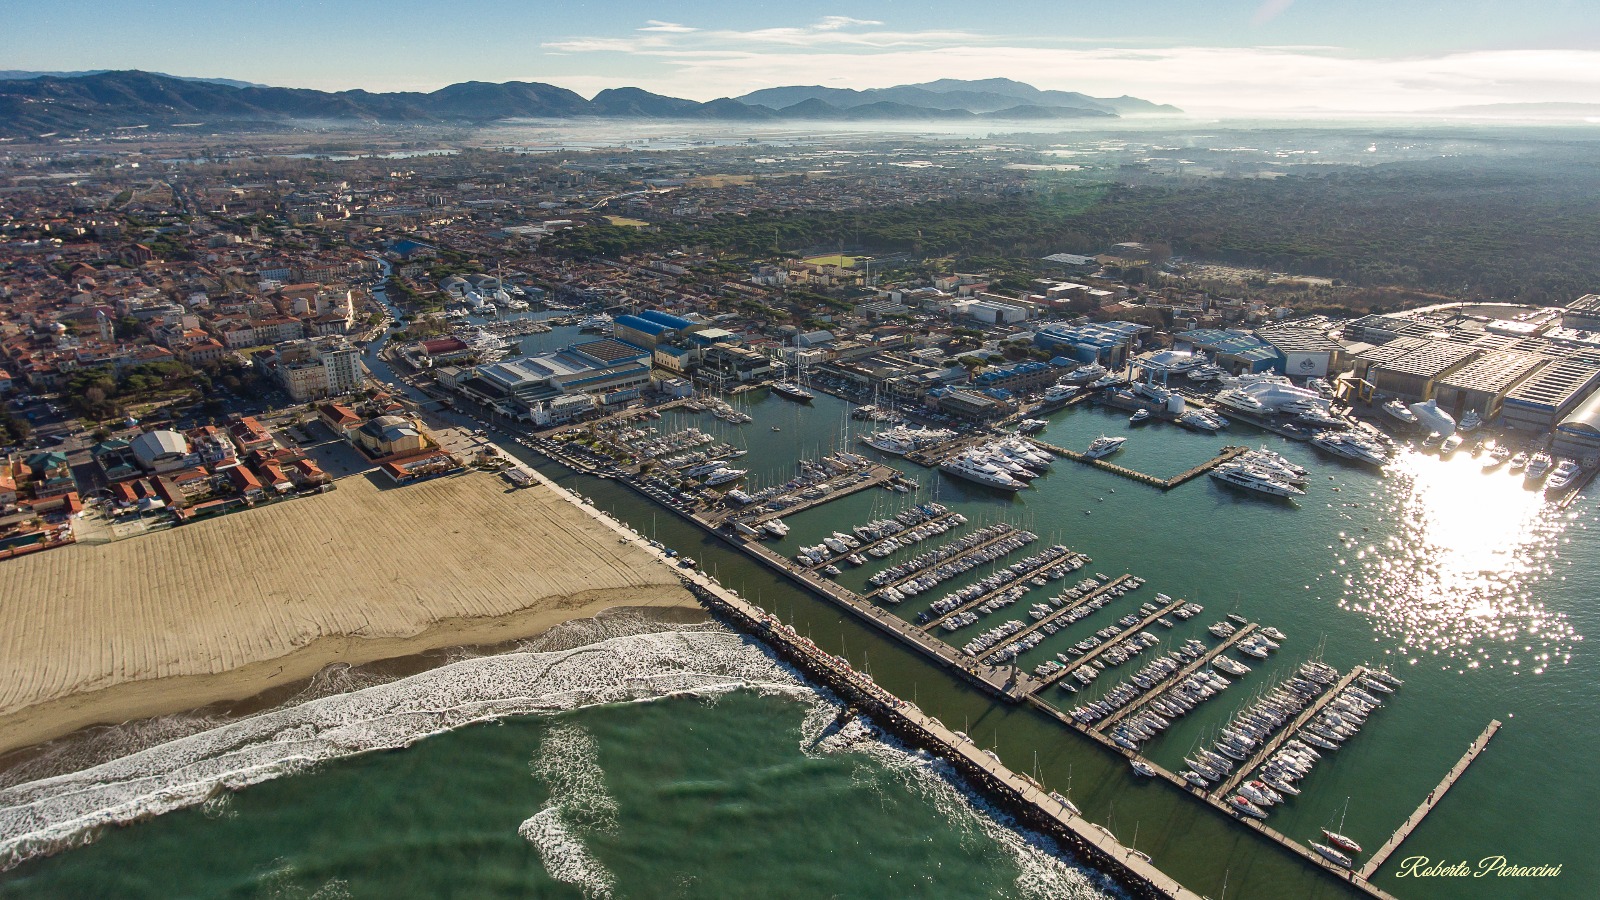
1254;325;1345;378
1034;321;1149;365
1500;360;1600;432
265;337;363;401
1364;340;1480;400
699;345;772;384
1561;294;1600;332
929;387;1010;421
972;360;1056;394
354;415;428;457
1552;389;1600;462
130;430;194;474
473;339;652;409
1040;253;1097;273
1173;329;1281;374
1431;350;1547;420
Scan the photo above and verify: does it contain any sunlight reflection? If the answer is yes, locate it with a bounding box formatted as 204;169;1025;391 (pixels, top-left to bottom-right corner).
1338;449;1581;673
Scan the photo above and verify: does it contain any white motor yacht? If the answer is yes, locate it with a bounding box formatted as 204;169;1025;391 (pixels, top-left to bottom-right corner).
940;452;1026;491
1546;459;1582;491
1524;452;1553;480
1210;462;1305;497
1084;435;1127;459
1382;398;1419;425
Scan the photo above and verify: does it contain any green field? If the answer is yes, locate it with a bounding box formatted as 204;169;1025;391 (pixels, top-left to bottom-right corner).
802;254;867;268
604;216;651;228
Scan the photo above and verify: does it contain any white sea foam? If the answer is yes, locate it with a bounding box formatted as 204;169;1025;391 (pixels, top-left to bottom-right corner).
0;628;801;873
519;723;617;899
1;620;1116;899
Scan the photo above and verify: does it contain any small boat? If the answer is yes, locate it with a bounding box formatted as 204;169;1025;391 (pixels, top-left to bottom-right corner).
1130;759;1158;777
1129;409;1152;425
1048;791;1081;816
1229;795;1268;819
1324;830;1364;855
771;426;781;432
1312;842;1354;868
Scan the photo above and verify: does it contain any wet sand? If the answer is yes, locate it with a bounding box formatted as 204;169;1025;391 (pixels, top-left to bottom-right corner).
0;472;698;756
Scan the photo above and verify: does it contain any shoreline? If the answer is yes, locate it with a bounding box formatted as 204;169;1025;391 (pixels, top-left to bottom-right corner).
0;471;702;759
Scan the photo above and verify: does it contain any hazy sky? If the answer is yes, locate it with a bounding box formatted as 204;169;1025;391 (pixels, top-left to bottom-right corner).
6;1;1600;114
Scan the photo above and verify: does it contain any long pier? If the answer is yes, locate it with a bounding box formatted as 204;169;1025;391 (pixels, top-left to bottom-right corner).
1094;625;1258;733
682;576;1204;900
801;510;962;570
1026;441;1250;490
1005;574;1135;662
1027;594;1186;692
1213;666;1369;798
918;548;1088;631
1358;719;1502;879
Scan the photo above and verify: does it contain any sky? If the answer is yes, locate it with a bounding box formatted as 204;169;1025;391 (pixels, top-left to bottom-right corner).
5;1;1600;115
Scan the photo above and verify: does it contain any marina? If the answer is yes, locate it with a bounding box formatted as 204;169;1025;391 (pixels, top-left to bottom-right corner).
1026;591;1186;694
401;370;1573;900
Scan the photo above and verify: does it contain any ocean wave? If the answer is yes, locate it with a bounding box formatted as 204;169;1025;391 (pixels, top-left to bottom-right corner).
520;722;617;899
0;628;802;873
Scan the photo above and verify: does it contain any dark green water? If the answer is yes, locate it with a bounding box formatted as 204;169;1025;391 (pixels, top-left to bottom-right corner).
4;388;1592;899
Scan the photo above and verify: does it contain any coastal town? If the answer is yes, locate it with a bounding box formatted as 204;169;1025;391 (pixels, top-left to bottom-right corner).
0;131;1590;900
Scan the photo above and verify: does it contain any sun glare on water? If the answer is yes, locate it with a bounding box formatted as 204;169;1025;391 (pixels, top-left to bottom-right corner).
1338;449;1581;673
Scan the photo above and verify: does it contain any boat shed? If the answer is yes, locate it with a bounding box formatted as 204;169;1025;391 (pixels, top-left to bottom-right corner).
1500;360;1600;432
1254;325;1345;378
1364;339;1480;400
1552;389;1600;462
1432;350;1547;420
1172;329;1279;373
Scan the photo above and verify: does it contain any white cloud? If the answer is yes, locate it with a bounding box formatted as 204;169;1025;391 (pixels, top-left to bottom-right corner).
534;17;1600;114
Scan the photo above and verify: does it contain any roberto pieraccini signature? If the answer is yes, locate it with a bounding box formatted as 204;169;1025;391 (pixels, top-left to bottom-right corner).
1396;856;1562;878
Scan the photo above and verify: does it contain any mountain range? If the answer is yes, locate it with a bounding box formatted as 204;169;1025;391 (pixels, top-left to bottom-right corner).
0;71;1181;136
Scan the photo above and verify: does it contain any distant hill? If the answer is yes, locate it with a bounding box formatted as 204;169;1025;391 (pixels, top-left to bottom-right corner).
0;69;265;89
740;78;1180;117
0;70;1179;137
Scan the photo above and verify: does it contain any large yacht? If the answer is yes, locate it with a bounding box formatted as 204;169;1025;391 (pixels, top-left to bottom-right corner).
1546;458;1582;490
860;425;955;456
1524;452;1554;480
1084;435;1128;459
1382;399;1420;425
1214;388;1268;414
1310;431;1390;467
1060;363;1108;385
1040;383;1080;407
1179;409;1228;432
1210;462;1305;497
771;381;815;402
940;452;1026;491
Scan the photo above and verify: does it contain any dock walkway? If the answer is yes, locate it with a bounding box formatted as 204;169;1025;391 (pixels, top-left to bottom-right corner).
1094;624;1258;733
1214;666;1368;798
1004;574;1135;663
862;526;1027;599
1026;441;1250;490
1359;719;1502;879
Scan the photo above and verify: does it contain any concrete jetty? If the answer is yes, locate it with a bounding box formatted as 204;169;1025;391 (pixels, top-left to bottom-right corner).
1359;719;1502;879
1025;441;1251;490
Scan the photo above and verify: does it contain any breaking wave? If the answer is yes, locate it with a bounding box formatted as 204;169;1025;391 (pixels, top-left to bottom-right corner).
0;628;802;873
1;616;1115;898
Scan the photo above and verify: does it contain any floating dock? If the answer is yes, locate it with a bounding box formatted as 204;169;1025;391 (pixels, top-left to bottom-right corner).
1025;441;1251;490
1359;719;1502;879
800;510;963;570
862;525;1025;600
917;548;1089;631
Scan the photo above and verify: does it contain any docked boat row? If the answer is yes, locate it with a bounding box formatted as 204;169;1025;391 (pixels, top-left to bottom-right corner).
1183;661;1338;792
1210;461;1305;497
868;524;1020;587
791;504;959;566
1310;430;1393;467
939;438;1055;491
1065;636;1217;724
919;544;1080;622
883;529;1042;605
859;424;958;456
1225;671;1401;826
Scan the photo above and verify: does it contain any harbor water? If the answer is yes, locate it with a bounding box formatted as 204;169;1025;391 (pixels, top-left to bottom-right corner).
4;386;1593;899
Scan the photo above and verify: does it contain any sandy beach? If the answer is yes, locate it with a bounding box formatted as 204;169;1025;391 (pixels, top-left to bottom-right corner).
0;471;699;756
